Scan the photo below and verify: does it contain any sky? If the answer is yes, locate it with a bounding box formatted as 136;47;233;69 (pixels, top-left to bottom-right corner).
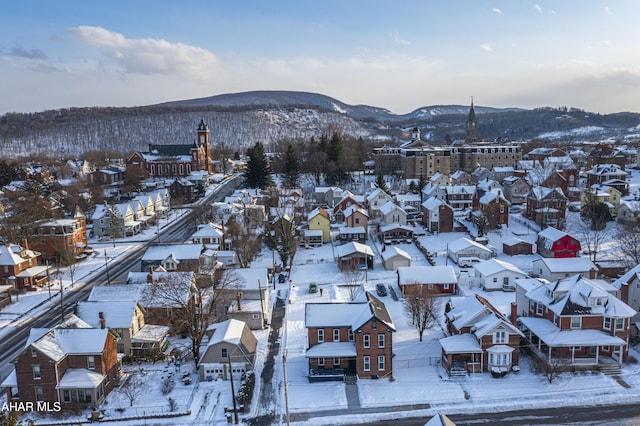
1;1;640;116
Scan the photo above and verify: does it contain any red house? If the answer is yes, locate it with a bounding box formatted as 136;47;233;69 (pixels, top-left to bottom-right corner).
397;265;457;296
536;227;580;258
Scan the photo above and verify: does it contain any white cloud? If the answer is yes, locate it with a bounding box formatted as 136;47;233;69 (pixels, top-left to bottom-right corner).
389;32;409;46
480;43;494;52
534;4;543;13
68;26;223;78
604;6;613;15
492;8;502;14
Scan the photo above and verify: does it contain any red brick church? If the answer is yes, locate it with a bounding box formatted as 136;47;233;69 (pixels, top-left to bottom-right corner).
126;119;213;179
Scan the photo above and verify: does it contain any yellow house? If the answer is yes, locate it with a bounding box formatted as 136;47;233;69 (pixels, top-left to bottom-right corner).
581;185;622;215
308;207;331;243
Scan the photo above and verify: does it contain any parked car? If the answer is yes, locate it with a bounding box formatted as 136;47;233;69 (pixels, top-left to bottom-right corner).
308;282;318;293
458;257;482;267
375;283;387;297
278;273;287;283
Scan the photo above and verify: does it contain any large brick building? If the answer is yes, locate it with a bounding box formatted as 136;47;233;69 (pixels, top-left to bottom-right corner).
126;119;213;179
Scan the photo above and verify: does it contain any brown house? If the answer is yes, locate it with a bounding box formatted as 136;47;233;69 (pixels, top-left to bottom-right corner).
525;187;568;229
2;316;120;407
344;205;369;238
31;211;88;263
421;197;454;233
502;237;533;256
305;293;395;380
0;243;49;292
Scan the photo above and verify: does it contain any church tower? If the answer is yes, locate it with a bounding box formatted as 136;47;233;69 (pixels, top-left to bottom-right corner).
197;119;212;173
465;97;478;143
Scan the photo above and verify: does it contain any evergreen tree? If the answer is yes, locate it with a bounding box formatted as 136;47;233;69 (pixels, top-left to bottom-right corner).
244;142;273;189
375;174;387;192
282;144;300;188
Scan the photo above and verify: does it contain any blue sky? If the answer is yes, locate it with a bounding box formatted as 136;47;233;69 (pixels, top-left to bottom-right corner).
1;1;639;115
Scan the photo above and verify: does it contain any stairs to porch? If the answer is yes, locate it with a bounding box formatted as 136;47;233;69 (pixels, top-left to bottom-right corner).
448;369;467;378
600;364;622;376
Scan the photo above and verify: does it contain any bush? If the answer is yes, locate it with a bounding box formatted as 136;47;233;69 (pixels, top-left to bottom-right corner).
168;397;178;412
161;376;175;395
236;371;256;406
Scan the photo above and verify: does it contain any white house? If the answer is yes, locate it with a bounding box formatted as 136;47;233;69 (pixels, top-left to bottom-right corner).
474;259;528;291
532;257;598;281
381;246;412;271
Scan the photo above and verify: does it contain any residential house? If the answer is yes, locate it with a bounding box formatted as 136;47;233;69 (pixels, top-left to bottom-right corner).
429;172;450;186
90;204;122;239
338;227;367;244
525;187;568;229
532;257;598;281
0;243;49;292
440;295;524;376
379;202;407;226
445;185;476;211
31;212;88;263
397;265;457;296
447;237;494;264
302;229;324;248
140;244;205;272
76;301;169;358
476;189;510;225
612;264;640;313
536;227;580;258
617;200;640;224
473;259;527;291
308;207;331;243
379;223;413;244
113;203;140;236
449;170;473;186
198;319;258;380
501;176;531;205
395;193;422;222
305;292;395;380
581;185;622;216
586;164;628;188
87;166;125;187
333;194;364;223
502;237;534;256
381;246;412;271
169;178;196;203
519;274;635;368
366;188;394;219
218;267;270;329
335;242;374;271
491;166;514;181
191;222;225;248
1;315;120;407
344;205;369;238
421;197;454;233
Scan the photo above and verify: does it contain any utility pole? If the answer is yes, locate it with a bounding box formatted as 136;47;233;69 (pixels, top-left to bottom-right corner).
227;356;239;424
59;275;64;324
257;280;266;328
104;250;111;285
283;350;290;426
46;261;51;300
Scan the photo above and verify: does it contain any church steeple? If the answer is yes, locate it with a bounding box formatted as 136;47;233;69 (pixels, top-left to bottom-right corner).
465;97;478;143
196;119;212;173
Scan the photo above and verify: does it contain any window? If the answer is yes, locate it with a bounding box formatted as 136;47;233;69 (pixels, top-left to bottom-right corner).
252;314;260;320
221;348;228;358
604;317;612;329
31;348;37;358
571;316;581;329
363;356;371;371
493;331;507;344
87;356;95;370
33;364;41;380
363;334;370;348
333;357;340;366
536;303;543;316
318;358;325;366
348;329;354;342
378;355;385;371
615;318;625;330
378;334;385;348
333;328;340;342
493;277;498;283
372;320;376;330
34;386;43;402
317;329;324;343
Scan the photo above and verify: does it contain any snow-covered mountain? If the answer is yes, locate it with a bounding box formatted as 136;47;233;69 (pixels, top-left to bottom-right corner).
1;91;639;158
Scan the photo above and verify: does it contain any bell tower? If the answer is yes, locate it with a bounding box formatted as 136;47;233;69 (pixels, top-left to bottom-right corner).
197;119;212;173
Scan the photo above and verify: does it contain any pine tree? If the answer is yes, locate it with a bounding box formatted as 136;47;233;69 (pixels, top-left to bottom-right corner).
244;142;273;189
282;144;300;188
375;174;387;192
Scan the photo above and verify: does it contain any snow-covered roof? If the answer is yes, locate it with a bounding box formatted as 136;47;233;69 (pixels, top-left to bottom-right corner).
335;242;374;258
206;319;247;346
306;293;394;332
421;196;445;210
338;226;366;235
447;237;493;254
76;300;138;329
519;317;626;347
379;223;413;233
611;263;640;290
304;229;324;237
232;267;269;291
0;243;39;266
31;328;110;362
439;333;482;354
381;246;411;262
305;342;357;358
142;244;203;261
379;201;405;216
397;266;456;285
533;257;595;273
502;237;531;247
131;325;170;343
537;226;570;244
57;368;105;389
474;259;526;277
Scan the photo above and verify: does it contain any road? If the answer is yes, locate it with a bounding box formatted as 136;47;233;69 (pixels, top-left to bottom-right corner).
358;402;640;426
0;175;241;383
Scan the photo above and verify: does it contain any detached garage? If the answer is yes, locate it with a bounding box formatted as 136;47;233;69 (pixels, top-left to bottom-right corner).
381;246;412;271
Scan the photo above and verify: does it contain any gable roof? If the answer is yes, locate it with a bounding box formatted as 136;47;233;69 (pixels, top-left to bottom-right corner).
305;292;395;332
335;242;374;258
76;300;139;329
397;265;457;285
474;259;526;277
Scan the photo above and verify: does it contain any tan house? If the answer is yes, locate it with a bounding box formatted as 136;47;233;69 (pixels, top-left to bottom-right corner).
199;319;258;380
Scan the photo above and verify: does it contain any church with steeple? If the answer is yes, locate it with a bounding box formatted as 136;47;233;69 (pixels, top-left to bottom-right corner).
465;97;478;143
126;119;214;179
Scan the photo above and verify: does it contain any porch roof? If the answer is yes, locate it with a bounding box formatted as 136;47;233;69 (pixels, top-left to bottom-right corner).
0;368;17;387
519;317;626;347
305;342;357;358
131;324;170;343
439;334;483;354
16;265;49;277
56;368;104;389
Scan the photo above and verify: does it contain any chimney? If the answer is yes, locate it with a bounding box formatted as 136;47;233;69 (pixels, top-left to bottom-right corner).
98;312;106;329
236;292;242;311
22;239;29;250
510;302;518;326
147;266;153;283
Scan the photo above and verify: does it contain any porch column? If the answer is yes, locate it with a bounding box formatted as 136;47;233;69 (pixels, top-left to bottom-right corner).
595;346;599;364
571;346;575;364
548;346;552;363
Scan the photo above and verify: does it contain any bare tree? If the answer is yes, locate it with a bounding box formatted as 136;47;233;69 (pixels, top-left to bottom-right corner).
404;285;438;342
121;376;144;407
570;216;612;263
142;269;242;367
532;348;568;384
58;246;79;288
616;220;640;267
341;269;364;301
